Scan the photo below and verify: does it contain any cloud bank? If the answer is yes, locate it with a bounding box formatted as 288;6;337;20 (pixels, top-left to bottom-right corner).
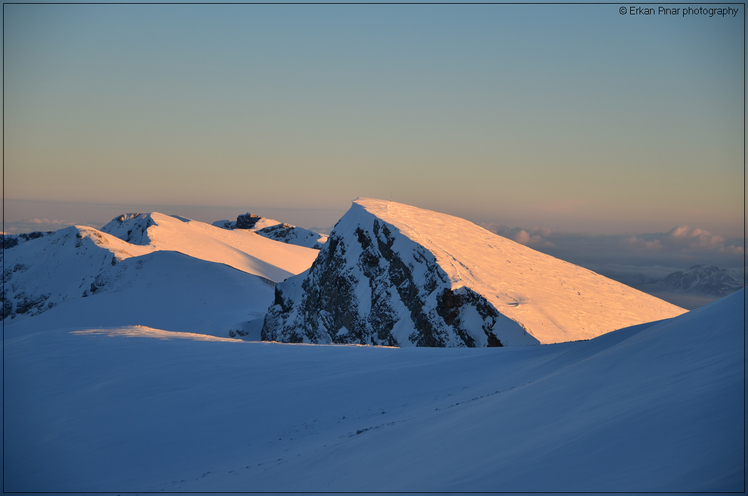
3;218;75;234
622;226;743;255
486;223;744;295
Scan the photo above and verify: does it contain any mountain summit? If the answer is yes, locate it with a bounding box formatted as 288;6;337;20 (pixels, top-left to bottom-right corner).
263;198;686;346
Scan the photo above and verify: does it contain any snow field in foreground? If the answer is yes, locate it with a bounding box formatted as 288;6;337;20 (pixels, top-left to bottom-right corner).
4;289;744;492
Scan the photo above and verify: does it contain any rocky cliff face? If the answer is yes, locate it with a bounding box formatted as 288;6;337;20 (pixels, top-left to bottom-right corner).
262;201;537;347
263;199;687;346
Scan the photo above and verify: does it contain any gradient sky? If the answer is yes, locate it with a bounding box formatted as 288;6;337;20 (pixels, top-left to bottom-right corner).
3;3;744;237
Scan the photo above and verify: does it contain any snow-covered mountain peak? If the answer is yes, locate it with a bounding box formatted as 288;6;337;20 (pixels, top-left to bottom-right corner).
264;198;687;346
100;212;160;245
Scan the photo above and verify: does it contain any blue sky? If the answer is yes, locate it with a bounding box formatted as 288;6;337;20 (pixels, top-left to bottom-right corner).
3;3;744;242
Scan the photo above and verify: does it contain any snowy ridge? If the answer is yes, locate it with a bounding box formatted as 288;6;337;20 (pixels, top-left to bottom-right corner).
264;198;686;345
256;223;328;250
101;212;318;280
212;212;328;249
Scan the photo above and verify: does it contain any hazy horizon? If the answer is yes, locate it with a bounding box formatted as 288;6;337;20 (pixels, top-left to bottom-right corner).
4;196;744;283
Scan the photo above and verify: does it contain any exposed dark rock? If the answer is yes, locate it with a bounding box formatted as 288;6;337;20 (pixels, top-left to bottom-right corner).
228;328;248;338
14;292;50;316
487;333;503;347
88;274;110;295
235;213;262;230
256;223;327;250
1;292;12;319
2;236;19;250
259;223;293;239
2;231;53;250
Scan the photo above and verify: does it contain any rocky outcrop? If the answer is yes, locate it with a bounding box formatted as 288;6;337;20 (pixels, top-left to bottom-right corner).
2;231;53;250
262;203;537;347
235;213;263;230
211;213;264;231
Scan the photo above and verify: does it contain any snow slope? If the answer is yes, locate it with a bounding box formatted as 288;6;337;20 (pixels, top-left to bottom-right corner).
4;289;743;492
3;250;275;338
264;198;686;346
101;212;318;280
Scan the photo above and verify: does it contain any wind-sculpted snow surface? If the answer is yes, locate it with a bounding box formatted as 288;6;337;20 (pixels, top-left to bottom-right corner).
264;199;686;345
4;289;744;492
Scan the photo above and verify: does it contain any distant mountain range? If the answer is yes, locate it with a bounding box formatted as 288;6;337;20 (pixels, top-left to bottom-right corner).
651;264;744;297
7;200;740;346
